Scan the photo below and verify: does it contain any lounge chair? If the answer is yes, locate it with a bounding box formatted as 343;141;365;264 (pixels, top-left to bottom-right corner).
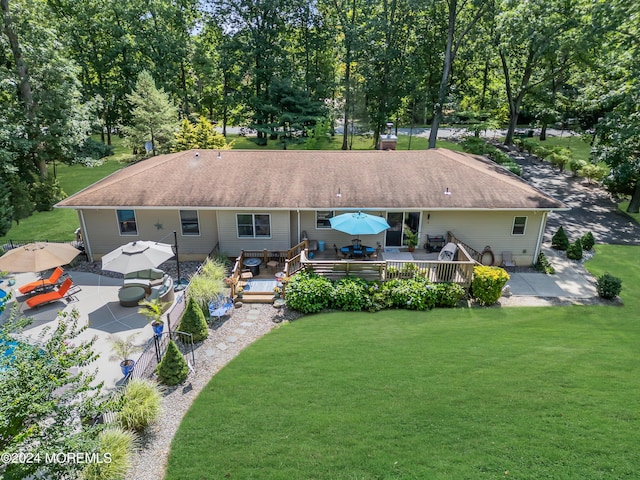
501;251;516;269
18;267;64;295
25;278;73;309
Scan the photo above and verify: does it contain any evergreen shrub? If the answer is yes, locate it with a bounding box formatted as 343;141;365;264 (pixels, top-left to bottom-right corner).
566;239;583;260
551;226;570;250
569;159;587;176
581;232;595;250
157;340;189;386
533;252;555;274
178;297;209;343
472;266;510;306
596;273;622;299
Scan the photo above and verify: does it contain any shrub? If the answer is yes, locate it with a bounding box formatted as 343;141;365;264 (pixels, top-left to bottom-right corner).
533;252;555;274
434;283;466;308
551;226;570;250
569;159;586;176
472;266;510;306
566;239;583;260
596;273;622;299
179;296;209;343
382;277;437;311
548;152;570;172
285;271;334;314
331;277;371;311
81;427;138;480
188;258;226;311
581;232;595;250
367;281;392;312
30;177;67;211
157;340;189;386
580;163;609;184
522;139;536;153
117;379;162;432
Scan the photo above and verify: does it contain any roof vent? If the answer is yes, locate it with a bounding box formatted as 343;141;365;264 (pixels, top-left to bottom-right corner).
195;151;199;157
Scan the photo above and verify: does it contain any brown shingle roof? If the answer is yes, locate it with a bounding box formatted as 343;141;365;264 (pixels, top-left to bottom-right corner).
56;149;566;210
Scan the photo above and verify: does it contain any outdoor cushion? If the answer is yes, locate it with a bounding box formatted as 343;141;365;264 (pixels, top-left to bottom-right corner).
123;278;152;289
124;268;164;281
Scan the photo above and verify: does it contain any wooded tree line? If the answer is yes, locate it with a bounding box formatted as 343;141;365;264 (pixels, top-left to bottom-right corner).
1;0;640;227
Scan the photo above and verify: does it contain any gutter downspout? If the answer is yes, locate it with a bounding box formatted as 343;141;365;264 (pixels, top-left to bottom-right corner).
297;210;301;244
79;210;93;262
533;211;548;262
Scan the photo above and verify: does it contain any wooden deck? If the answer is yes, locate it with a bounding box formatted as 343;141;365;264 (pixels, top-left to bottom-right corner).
227;241;476;304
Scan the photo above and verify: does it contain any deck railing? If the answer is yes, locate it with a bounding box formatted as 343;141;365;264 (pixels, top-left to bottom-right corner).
298;243;475;287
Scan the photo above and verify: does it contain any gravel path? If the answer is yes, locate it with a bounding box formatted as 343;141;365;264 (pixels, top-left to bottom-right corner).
127;303;302;480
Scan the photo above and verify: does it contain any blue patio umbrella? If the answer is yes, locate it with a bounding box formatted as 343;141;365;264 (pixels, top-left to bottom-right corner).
329;211;390;236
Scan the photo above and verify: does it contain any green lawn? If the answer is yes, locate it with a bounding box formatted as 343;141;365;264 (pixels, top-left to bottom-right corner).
165;244;640;480
228;133;460;151
522;135;592;161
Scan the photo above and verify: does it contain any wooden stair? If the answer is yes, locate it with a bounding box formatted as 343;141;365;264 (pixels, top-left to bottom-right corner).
239;292;275;304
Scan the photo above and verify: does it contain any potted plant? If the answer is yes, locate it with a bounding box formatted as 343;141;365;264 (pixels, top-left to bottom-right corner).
138;298;169;336
404;227;419;252
236;286;244;299
109;334;142;377
273;286;282;299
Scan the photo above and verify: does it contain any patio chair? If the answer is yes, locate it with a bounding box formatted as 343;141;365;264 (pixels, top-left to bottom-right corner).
18;267;65;295
25;278;74;309
501;251;516;269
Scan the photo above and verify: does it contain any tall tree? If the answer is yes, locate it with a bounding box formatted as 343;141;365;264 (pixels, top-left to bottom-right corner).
495;0;586;145
121;70;179;156
428;0;489;148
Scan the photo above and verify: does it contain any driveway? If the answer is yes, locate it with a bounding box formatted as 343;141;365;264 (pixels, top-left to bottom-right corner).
510;150;640;245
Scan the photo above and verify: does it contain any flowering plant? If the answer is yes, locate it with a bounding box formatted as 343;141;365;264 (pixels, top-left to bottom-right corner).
224;277;237;286
273;286;282;294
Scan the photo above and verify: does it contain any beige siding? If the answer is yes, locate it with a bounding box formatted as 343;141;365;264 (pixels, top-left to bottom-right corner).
419;210;544;266
217;210;291;256
80;209;219;261
300;210;386;252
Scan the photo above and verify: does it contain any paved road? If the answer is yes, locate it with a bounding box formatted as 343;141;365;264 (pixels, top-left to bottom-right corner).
511;150;640;246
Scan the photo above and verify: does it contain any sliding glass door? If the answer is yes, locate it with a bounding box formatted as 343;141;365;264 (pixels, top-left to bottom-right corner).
385;212;420;247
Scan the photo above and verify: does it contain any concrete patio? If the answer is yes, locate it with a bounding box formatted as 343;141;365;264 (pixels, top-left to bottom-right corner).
0;270;160;392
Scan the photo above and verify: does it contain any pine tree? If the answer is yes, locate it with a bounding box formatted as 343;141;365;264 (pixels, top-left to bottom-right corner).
156;340;189;386
551;226;569;250
121;71;178;156
178;296;209;343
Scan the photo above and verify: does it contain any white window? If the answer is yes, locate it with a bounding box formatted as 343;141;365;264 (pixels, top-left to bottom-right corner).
316;211;334;229
512;216;527;235
180;210;200;236
237;214;271;238
117;210;137;235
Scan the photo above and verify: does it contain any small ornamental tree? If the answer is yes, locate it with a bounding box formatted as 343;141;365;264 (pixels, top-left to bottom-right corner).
179;296;209;343
156;340;189;386
0;309;105;480
581;232;595;250
566;238;583;260
596;273;622;299
551;226;570;250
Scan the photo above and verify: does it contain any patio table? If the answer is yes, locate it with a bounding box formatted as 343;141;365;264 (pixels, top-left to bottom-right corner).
340;245;375;258
242;257;262;276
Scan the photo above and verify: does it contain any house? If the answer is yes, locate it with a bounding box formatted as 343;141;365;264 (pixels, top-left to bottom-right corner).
56;148;567;266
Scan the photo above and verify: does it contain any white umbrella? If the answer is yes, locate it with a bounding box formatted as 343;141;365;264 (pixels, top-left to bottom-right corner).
101;241;174;274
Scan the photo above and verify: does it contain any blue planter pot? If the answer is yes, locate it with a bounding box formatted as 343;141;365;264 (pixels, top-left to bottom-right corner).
120;360;135;377
152;322;164;337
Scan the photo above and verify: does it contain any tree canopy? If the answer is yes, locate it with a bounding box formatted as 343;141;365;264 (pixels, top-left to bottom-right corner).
1;0;640;225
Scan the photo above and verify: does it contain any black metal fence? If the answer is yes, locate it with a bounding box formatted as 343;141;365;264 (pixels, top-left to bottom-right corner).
126;330;195;384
